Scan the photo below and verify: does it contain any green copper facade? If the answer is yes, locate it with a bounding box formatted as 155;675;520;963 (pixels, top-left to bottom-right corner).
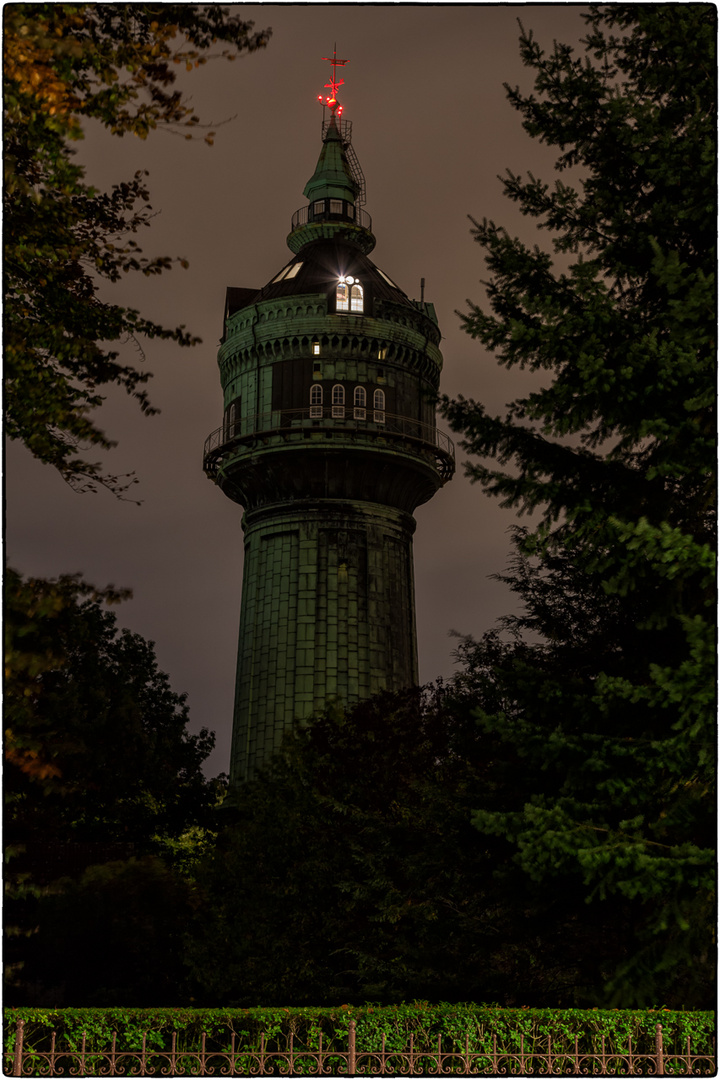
204;115;454;787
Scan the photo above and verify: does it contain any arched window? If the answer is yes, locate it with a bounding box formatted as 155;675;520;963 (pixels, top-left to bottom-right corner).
373;388;385;424
332;384;345;418
353;386;366;420
224;396;242;440
350;283;364;313
310;384;323;418
336;281;349;312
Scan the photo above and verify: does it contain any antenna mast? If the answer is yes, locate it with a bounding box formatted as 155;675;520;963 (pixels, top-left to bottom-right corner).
316;47;366;206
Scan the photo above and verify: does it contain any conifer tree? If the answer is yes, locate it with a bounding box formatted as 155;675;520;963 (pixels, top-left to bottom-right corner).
443;4;716;1004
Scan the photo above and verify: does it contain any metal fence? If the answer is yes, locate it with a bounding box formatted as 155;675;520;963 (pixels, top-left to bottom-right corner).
6;1018;716;1076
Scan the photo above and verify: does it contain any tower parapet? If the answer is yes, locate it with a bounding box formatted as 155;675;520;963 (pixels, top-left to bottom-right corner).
204;58;454;788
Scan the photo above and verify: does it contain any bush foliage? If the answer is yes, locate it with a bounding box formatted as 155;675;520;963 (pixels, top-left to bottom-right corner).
4;1004;715;1058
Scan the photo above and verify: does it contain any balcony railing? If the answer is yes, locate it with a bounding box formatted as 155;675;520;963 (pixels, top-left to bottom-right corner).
290;202;373;233
203;408;455;483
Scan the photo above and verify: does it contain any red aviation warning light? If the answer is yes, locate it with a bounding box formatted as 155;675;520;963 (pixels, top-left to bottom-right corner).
318;46;348;115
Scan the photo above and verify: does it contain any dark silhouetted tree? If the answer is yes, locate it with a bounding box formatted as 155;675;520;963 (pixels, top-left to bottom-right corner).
442;4;715;1005
4;568;221;1004
4;5;270;494
187;689;637;1007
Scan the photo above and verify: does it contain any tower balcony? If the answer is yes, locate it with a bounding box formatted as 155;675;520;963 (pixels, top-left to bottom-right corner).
203;408;455;486
290;201;372;233
287;202;376;255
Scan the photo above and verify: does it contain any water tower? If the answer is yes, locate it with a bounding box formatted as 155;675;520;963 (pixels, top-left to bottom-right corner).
203;55;454;787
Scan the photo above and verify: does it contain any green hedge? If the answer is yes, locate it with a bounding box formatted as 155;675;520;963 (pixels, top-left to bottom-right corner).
4;1004;715;1058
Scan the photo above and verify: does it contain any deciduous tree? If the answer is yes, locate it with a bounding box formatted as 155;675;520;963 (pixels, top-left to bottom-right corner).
187;690;634;1007
5;568;219;851
4;5;270;494
4;568;223;1004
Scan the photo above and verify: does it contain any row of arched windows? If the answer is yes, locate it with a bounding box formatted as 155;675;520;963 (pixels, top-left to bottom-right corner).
310;385;385;422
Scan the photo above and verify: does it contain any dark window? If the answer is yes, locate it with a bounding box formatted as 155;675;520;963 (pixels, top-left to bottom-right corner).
224;396;242;440
354;386;366;420
332;384;345;418
310;384;323;417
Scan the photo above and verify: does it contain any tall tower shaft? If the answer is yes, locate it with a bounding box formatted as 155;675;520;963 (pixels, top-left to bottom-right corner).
204;72;454;787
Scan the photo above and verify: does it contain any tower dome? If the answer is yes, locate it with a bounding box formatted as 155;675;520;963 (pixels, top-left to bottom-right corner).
203;59;454;789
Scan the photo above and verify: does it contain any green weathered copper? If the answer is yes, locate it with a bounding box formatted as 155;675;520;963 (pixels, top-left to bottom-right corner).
303;117;359;203
204;117;454;789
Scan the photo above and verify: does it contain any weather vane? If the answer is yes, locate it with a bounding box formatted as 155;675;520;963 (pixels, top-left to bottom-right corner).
318;46;348;116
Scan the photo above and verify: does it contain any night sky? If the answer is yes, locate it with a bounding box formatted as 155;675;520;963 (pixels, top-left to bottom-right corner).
6;4;588;776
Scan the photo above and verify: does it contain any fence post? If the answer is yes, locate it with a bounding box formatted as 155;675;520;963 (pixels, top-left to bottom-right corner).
348;1020;356;1076
656;1024;664;1076
13;1019;24;1077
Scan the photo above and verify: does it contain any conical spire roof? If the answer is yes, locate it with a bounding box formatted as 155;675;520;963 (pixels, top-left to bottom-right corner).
303;117;359;203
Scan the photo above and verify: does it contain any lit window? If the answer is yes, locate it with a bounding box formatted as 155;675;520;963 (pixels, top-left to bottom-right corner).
353;386;366;420
377;267;399;289
332;384;345;418
378;347;387;360
312;340;320;356
336;281;349;312
271;263;292;284
350;283;364;313
271;261;303;284
310;384;323;418
373;388;385;424
330;199;343;215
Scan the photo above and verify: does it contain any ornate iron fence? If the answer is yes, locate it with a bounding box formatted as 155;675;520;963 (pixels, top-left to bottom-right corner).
6;1018;716;1076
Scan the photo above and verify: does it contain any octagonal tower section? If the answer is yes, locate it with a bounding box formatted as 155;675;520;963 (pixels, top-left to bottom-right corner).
204;115;454;789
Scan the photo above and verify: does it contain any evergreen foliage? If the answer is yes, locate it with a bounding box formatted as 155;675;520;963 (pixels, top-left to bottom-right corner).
442;4;716;1004
4;4;270;494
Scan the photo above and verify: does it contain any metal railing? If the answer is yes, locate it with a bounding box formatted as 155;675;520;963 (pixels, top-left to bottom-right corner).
203;408;455;482
6;1018;715;1076
291;202;373;232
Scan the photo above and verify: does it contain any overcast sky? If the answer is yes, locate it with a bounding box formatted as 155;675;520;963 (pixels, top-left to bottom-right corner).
6;4;589;776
